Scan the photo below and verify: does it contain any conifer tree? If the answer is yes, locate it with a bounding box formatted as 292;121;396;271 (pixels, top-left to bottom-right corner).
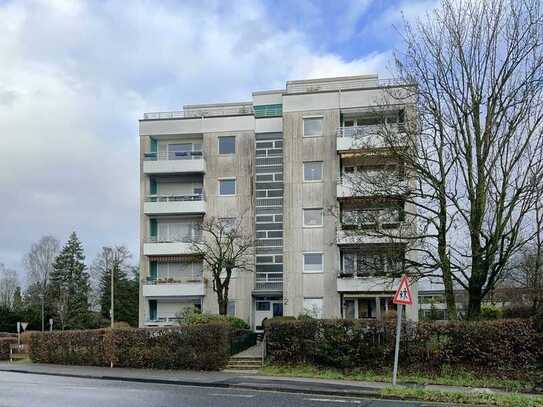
49;232;91;330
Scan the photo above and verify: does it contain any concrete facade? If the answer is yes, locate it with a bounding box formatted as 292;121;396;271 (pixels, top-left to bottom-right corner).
138;75;418;329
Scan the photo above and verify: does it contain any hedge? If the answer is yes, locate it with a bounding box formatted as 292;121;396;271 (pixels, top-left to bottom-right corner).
31;323;230;370
265;319;543;372
0;337;17;360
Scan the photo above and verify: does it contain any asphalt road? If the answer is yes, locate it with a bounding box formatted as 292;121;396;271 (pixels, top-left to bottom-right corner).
0;371;429;407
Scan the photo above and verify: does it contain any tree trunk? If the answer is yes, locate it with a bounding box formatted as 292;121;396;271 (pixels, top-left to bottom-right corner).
467;283;483;320
218;299;228;315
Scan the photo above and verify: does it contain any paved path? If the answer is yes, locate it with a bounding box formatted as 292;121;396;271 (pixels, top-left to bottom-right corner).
231;342;263;358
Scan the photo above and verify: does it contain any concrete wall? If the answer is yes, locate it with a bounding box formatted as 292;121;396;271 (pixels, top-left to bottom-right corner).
282;109;341;318
199;129;255;322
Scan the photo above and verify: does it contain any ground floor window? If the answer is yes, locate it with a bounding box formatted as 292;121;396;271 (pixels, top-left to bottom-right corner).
303;298;323;318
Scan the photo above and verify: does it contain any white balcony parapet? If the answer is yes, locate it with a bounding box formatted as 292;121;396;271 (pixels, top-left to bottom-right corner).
142;279;205;297
143;194;206;215
255;280;283;291
336;276;402;293
143;151;206;174
336;125;406;151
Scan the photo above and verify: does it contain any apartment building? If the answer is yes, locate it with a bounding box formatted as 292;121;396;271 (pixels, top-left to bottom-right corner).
138;74;418;329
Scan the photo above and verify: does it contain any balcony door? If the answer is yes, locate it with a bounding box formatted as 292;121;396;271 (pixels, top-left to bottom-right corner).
168;143;192;160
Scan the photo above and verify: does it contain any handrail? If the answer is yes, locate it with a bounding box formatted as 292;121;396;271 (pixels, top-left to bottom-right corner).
143;106;254;120
145;194;204;202
144;151;203;161
144;276;203;285
147;233;202;244
337;124;405;138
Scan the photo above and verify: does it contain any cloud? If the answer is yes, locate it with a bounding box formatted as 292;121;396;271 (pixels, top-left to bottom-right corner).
0;0;398;279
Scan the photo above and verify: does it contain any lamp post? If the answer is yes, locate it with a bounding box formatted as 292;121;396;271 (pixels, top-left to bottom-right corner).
110;264;114;368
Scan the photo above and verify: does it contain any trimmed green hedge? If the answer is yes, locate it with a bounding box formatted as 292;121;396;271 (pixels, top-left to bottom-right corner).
265;319;543;372
0;337;17;360
31;323;230;370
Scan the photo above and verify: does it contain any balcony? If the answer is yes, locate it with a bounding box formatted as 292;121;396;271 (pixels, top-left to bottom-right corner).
143;194;206;215
255;280;283;292
337;275;402;293
336;125;405;152
337;178;409;199
142;278;205;297
143;151;206;175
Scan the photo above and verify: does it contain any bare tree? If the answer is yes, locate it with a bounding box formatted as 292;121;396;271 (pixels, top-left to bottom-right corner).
23;236;60;331
0;264;19;310
347;0;543;319
191;217;254;315
505;179;543;312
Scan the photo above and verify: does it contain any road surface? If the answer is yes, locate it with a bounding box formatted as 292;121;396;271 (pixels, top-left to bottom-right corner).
0;371;430;406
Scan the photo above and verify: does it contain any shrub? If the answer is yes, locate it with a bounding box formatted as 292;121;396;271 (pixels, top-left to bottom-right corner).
480;305;502;320
0;337;17;360
30;323;231;370
177;309;250;330
502;306;533;319
265;319;542;372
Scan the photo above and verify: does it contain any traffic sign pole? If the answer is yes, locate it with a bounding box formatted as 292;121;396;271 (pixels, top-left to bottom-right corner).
392;304;402;386
391;275;413;386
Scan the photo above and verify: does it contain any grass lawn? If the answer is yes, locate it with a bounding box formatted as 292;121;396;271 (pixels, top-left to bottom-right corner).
380;387;543;407
260;364;541;393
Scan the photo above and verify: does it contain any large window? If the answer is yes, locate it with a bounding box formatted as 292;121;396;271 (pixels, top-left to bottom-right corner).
218;136;236;154
303;117;323;137
341;251;403;277
303;208;323;227
219;178;236;195
303;161;323;182
156;262;203;281
303;253;323;273
303;298;323;318
157;220;200;242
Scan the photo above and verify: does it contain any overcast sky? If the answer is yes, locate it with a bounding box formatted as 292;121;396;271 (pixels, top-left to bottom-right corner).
0;0;437;283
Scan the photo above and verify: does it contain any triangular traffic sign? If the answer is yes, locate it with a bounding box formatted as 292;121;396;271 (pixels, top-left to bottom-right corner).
393;275;413;305
21;322;29;331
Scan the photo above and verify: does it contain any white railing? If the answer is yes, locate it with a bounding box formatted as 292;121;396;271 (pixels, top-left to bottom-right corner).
143;105;254;120
144;151;203;161
144;276;203;285
255;280;283;291
145;194;204;203
145;317;182;325
147;231;202;243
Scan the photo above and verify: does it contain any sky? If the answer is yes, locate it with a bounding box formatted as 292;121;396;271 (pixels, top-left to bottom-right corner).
0;0;438;284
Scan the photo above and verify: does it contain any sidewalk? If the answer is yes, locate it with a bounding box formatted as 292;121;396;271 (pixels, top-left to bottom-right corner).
0;361;536;400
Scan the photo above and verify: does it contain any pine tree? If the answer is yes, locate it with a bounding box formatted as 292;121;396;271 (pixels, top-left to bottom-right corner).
49;232;91;330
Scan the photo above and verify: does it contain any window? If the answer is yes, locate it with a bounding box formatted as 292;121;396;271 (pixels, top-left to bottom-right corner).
303;117;323;137
219;179;236;195
218;136;236;154
303;162;323;182
303;298;323;318
303;208;323;227
256;301;271;311
304;253;323;273
168;143;192;160
227;302;236;316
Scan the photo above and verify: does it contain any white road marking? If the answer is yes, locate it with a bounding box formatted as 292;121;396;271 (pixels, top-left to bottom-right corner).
305;398;362;404
210;393;255;398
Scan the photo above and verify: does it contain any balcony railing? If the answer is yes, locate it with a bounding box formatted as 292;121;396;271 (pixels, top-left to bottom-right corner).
147;232;202;244
145;194;204;203
143;105;254;120
255;280;283;291
144;151;203;161
144;276;203;285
